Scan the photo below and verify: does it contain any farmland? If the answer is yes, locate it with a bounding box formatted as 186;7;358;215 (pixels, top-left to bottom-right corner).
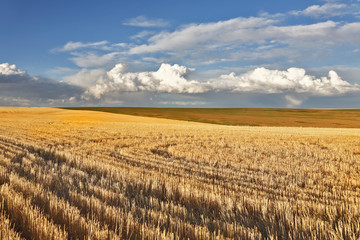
63;107;360;128
0;107;360;239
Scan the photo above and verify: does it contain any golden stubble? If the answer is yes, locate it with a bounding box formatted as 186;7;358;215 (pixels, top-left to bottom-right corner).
0;107;359;239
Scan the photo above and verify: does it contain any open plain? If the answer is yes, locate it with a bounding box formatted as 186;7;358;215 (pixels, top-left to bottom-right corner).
0;107;360;239
64;107;360;128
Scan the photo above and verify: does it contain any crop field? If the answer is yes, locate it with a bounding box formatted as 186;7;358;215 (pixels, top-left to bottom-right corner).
0;107;360;239
63;107;360;128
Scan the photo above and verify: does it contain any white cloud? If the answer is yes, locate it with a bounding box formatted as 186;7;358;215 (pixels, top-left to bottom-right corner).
53;9;360;71
0;63;26;75
63;68;107;88
214;67;356;95
269;21;337;40
0;96;31;106
284;95;304;107
123;16;169;28
80;63;206;99
129;17;276;54
53;40;109;52
112;43;128;48
47;67;79;76
65;62;360;107
127;17;360;64
336;22;360;44
307;65;360;84
2;61;360;107
0;63;84;106
291;3;347;18
70;52;120;68
125;15;360;67
131;30;154;40
142;57;167;63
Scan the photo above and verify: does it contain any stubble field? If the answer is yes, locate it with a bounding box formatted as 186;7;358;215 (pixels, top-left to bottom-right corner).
63;107;360;128
0;107;360;239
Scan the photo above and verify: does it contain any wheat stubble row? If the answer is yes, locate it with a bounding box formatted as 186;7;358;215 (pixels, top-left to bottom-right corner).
0;107;359;239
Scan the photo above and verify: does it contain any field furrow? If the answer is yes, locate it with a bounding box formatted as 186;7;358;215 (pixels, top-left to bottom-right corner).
0;107;359;239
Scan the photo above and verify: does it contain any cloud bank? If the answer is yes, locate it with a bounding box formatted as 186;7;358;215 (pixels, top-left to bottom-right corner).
0;63;83;106
2;62;360;107
64;63;360;106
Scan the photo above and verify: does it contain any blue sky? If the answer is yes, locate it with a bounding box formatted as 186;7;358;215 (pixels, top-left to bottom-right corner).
1;0;360;107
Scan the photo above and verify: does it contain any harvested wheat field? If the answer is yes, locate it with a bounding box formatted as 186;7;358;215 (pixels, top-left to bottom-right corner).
0;107;360;239
64;107;360;128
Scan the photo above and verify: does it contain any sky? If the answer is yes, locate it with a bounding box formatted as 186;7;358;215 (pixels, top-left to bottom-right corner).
1;0;360;108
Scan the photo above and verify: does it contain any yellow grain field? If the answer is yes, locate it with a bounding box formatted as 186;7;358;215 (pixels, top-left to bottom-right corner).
0;107;359;239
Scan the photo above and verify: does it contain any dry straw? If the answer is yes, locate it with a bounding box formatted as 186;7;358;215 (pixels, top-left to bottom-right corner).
0;107;359;239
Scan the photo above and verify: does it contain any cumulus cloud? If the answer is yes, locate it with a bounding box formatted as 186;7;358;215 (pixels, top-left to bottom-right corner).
0;63;26;75
211;67;359;106
123;16;170;28
214;67;356;95
78;63;206;99
0;63;84;106
2;61;359;107
65;62;360;108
